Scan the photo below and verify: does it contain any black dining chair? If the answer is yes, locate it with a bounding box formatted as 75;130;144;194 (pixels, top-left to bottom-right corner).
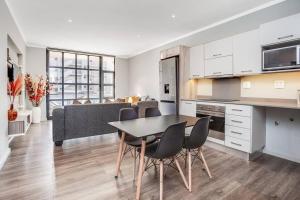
183;116;212;192
115;108;157;180
140;122;189;200
145;107;162;118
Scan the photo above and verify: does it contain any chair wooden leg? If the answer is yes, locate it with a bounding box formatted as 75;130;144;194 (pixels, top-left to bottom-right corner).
199;148;212;179
143;157;150;176
115;132;125;178
174;158;189;190
133;147;137;182
121;144;127;162
188;150;192;192
160;160;163;200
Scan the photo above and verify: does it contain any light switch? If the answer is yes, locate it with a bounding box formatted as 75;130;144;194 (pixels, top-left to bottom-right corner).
242;81;251;89
274;80;285;89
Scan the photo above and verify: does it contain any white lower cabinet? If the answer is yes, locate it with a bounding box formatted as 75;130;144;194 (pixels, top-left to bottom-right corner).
179;101;196;116
225;104;266;153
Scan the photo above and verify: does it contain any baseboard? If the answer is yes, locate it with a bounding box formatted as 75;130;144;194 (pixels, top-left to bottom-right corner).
0;148;11;170
263;149;300;164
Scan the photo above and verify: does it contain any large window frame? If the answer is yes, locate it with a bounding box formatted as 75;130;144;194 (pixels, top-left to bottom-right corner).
46;48;115;119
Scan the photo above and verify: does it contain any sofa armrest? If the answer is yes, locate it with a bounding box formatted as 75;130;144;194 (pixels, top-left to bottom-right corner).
52;108;65;142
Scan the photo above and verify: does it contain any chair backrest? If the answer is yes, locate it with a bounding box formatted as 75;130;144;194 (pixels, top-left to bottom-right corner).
119;107;138;121
118;108;138;141
188;117;211;148
145;107;162;118
154;122;187;159
137;100;159;118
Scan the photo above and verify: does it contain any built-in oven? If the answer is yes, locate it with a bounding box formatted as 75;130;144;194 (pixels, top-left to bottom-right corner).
263;45;300;71
196;103;225;145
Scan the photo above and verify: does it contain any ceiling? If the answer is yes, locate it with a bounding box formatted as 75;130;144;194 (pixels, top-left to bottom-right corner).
5;0;290;57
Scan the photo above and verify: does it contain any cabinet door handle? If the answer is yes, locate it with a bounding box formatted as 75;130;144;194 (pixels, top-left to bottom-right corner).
213;53;222;57
192;75;199;77
277;35;294;40
231;120;243;123
231;141;242;146
241;70;252;73
185;102;192;105
232;109;243;112
213;72;222;75
231;131;242;135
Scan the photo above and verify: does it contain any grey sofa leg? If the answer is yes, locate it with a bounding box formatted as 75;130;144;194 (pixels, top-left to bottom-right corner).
55;141;63;146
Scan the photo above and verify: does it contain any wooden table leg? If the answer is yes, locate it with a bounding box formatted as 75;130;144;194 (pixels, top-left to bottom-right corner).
115;132;125;178
136;139;146;200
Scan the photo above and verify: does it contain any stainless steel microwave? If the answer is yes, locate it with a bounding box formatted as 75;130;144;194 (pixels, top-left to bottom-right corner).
263;45;300;71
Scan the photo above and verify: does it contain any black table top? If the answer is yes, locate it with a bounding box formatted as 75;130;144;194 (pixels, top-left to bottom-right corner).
108;115;199;138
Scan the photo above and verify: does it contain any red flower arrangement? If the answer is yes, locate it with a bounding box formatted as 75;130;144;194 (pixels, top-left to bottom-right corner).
7;74;23;105
24;73;51;107
7;75;23;121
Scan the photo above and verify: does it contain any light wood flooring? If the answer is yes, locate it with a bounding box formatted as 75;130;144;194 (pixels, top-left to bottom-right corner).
0;122;300;200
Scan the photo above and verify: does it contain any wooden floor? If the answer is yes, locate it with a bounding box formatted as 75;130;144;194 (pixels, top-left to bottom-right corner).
0;122;300;200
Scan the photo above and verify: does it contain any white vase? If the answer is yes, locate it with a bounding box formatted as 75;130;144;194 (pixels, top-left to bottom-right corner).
32;106;41;124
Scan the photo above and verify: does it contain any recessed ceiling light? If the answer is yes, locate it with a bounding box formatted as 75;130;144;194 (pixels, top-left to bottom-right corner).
171;14;176;19
67;19;73;23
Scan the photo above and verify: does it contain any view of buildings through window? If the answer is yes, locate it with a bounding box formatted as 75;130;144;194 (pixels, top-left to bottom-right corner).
47;49;115;118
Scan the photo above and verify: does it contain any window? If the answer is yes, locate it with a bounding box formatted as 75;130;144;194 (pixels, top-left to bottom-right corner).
46;49;115;119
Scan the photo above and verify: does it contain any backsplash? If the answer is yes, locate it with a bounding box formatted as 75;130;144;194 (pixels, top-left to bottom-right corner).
196;71;300;100
241;72;300;99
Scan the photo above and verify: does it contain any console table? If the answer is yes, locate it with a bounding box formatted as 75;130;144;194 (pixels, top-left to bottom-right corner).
8;110;32;143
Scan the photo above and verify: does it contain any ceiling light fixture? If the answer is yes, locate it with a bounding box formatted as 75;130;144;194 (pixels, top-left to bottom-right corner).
171;14;176;19
67;19;73;23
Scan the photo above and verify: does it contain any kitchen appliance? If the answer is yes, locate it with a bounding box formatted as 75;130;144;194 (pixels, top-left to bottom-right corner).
263;44;300;71
196;103;225;144
159;56;179;115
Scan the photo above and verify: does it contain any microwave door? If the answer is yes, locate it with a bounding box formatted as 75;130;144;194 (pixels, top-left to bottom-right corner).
263;46;298;71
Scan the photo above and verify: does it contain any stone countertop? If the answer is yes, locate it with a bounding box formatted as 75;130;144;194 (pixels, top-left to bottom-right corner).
181;98;300;110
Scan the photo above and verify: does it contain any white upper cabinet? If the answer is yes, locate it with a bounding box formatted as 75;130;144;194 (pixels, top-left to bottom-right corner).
260;13;300;46
204;37;233;59
233;29;261;75
189;45;204;79
205;56;233;77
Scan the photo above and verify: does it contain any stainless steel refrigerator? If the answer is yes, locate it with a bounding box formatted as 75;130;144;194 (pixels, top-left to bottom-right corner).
159;56;179;115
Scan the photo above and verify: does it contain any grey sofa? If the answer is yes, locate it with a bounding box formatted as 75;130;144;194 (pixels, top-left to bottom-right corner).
52;102;131;146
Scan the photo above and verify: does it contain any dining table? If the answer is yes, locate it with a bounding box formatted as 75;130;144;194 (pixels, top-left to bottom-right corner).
108;114;199;200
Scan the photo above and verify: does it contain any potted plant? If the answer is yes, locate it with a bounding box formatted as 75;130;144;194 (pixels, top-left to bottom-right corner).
7;75;23;121
24;74;51;123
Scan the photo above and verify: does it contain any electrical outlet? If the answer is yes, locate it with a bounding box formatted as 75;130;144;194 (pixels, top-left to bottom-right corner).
274;80;285;89
242;81;251;89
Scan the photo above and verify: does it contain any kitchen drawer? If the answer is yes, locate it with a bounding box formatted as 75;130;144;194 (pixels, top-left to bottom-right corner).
225;115;251;129
225;136;250;152
226;104;252;117
225;125;250;141
179;101;196;117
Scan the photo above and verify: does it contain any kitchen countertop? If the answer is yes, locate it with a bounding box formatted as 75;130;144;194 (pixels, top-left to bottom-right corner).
181;97;300;110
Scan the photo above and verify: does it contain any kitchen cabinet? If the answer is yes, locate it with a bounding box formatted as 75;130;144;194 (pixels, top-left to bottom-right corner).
260;13;300;46
225;104;266;153
233;29;261;75
179;100;196;116
204;56;233;77
189;45;204;79
204;37;233;59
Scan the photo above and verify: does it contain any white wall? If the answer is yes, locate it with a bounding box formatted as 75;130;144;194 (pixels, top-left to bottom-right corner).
0;0;26;169
26;47;47;121
115;58;129;98
264;108;300;163
128;49;161;99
